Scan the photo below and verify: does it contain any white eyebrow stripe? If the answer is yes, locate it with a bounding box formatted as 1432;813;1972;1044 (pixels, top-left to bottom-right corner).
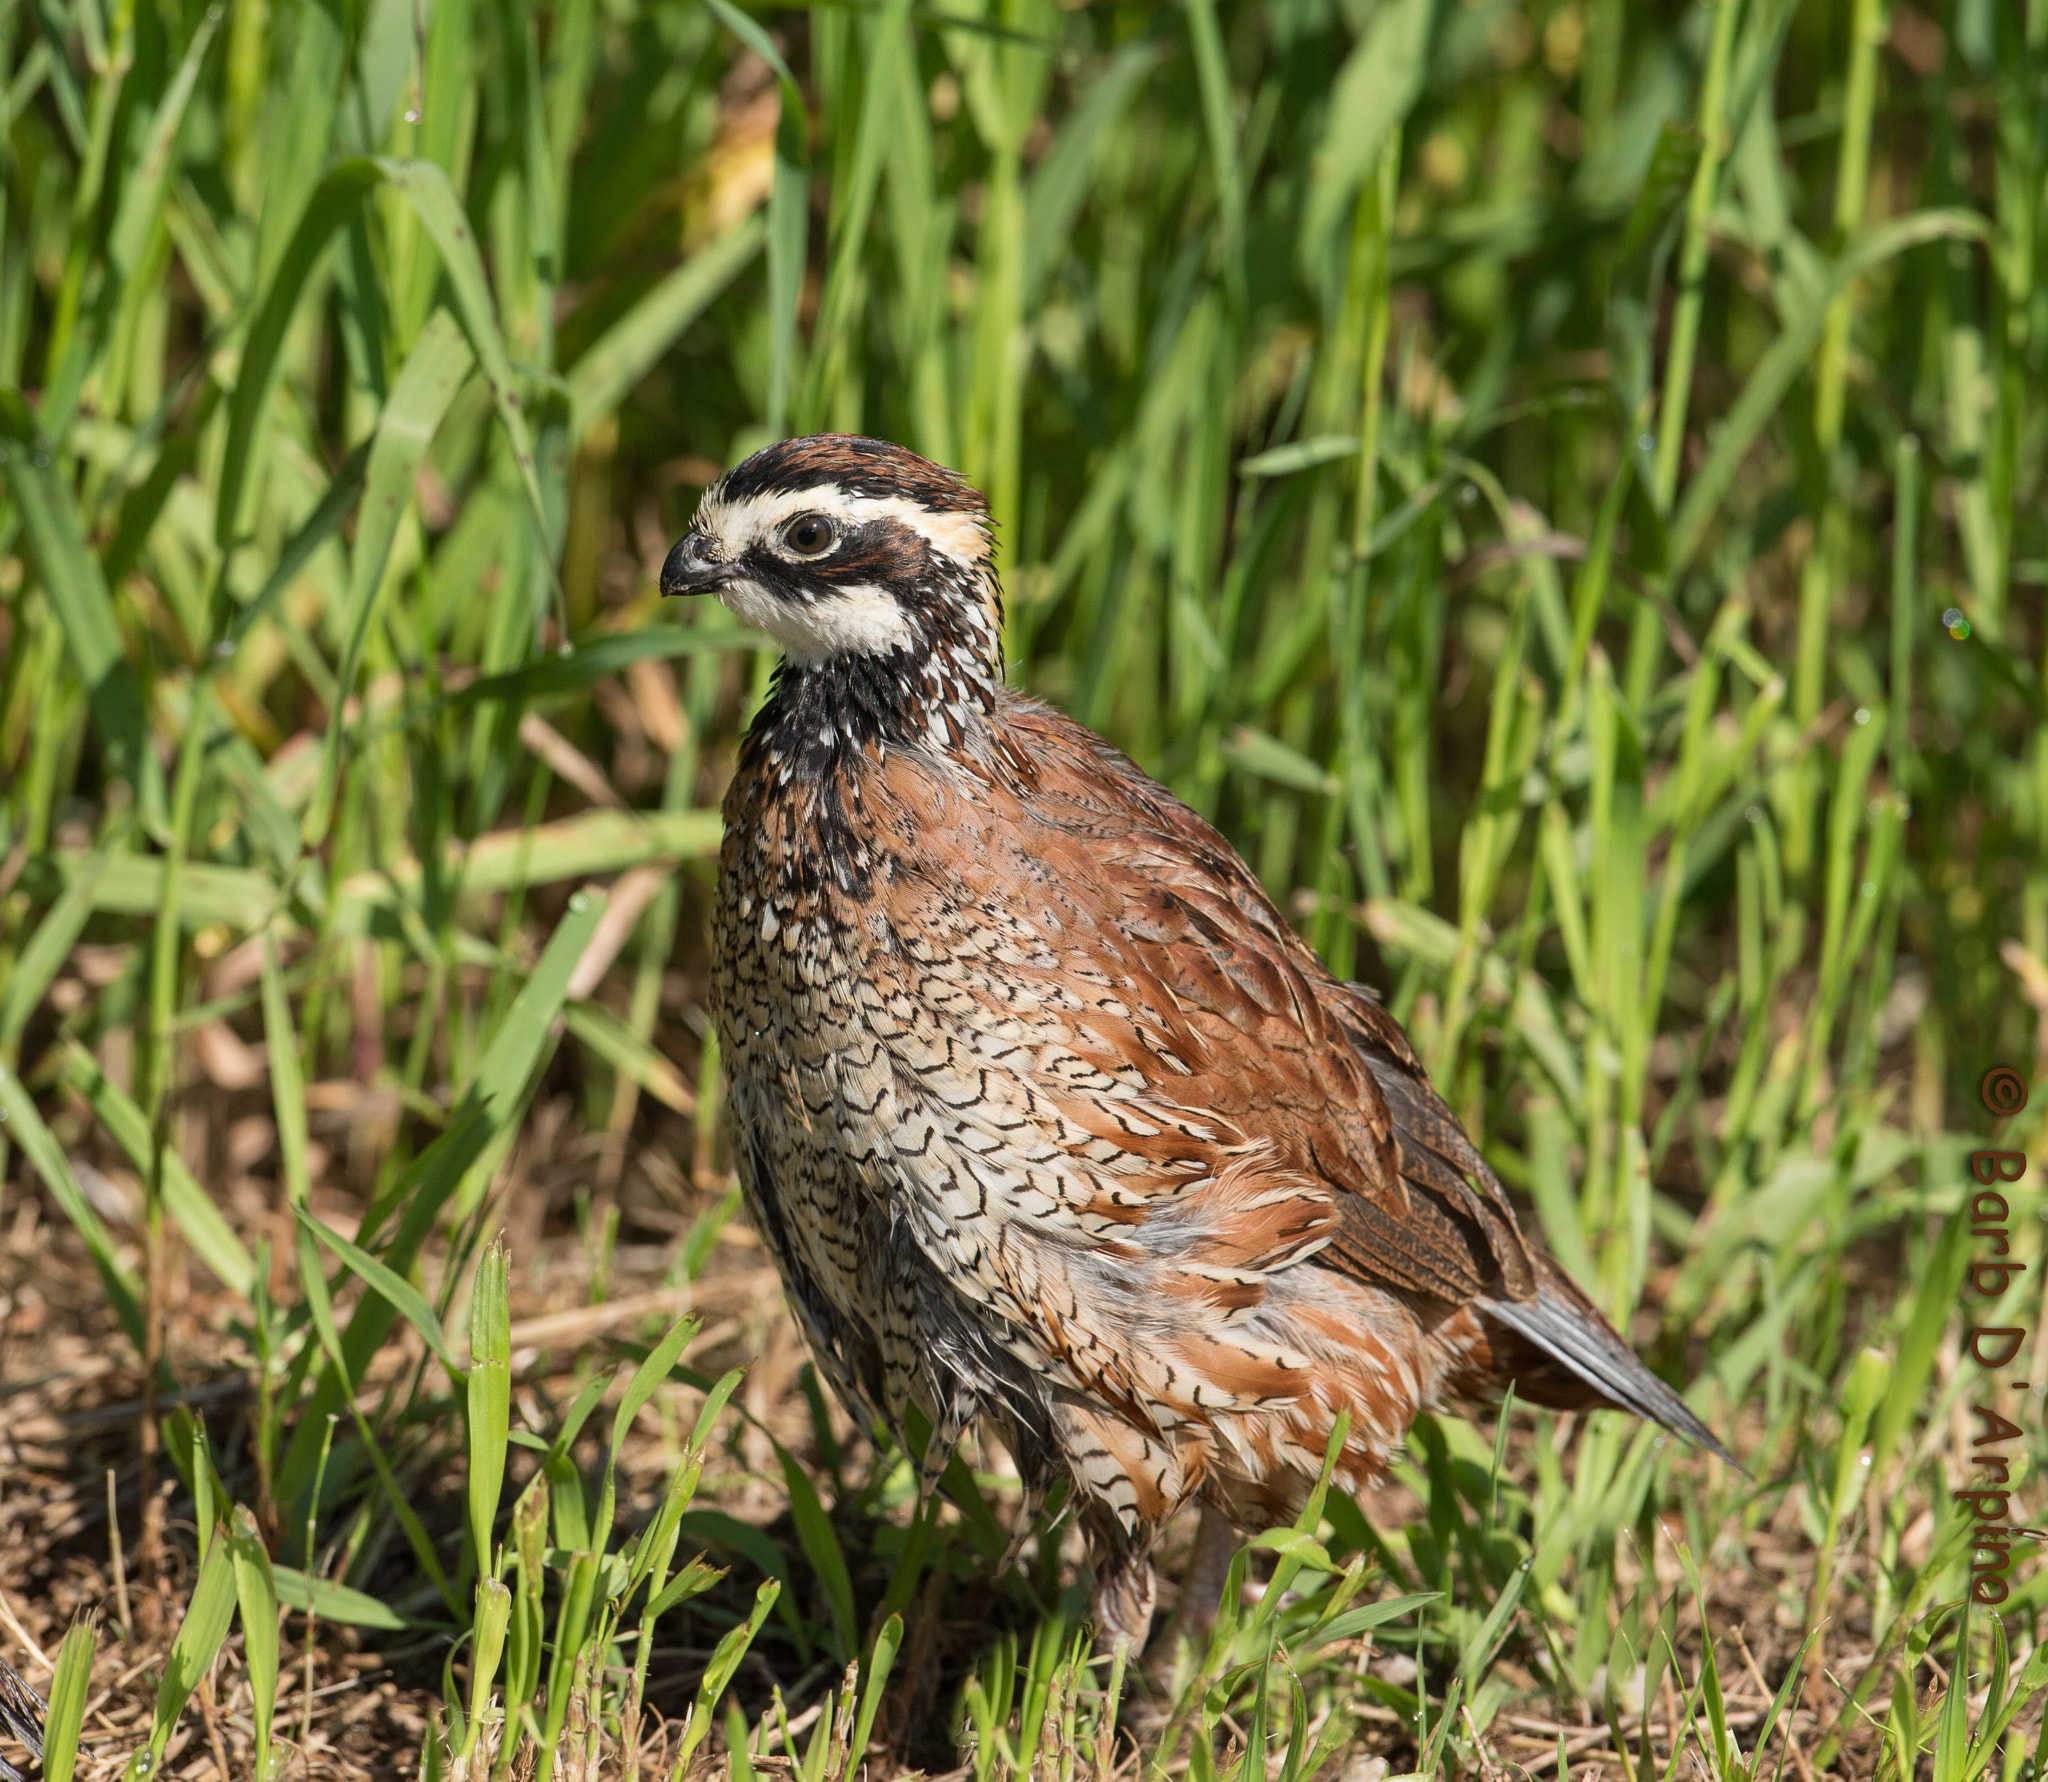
694;485;990;566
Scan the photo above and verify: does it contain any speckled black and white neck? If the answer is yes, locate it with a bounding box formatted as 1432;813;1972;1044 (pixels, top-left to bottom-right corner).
741;594;1004;788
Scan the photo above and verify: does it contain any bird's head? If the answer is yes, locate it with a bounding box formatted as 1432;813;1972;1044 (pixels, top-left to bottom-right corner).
661;435;1001;670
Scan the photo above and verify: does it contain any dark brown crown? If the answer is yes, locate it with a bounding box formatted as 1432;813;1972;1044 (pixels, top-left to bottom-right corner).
711;434;988;516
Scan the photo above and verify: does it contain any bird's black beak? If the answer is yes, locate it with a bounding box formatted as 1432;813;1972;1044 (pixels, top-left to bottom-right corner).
660;531;727;597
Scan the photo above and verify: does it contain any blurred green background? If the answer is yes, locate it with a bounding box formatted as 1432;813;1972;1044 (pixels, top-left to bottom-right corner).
1;0;2045;1773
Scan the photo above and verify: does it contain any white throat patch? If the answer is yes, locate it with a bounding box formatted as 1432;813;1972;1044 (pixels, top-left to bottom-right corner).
717;578;914;663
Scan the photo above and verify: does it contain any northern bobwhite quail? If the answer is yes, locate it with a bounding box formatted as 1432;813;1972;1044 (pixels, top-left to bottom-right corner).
661;433;1729;1651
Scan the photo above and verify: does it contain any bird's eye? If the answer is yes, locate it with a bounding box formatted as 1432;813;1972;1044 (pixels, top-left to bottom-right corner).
781;514;836;558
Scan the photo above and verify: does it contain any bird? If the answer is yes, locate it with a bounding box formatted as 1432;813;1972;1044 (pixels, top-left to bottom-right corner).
0;1652;46;1782
660;433;1730;1652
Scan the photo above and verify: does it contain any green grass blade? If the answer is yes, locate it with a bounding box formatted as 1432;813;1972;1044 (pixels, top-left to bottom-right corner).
229;1505;282;1782
441;625;761;715
1184;2;1243;265
776;1439;858;1659
461;1578;512;1764
610;1312;702;1456
268;1567;413;1631
258;933;312;1212
250;0;345;293
39;1620;95;1782
298;1205;462;1376
474;885;608;1113
1870;1210;1967;1473
802;0;911;428
727;1701;755;1782
543;1372;613;1470
1932;1603;1971;1782
292;1224;461;1612
847;1612;902;1775
468;1239;513;1576
130;1532;239;1778
31;850;275;931
674;1578;780;1774
689;1365;748;1453
1648;0;1741;512
1304;1590;1442;1649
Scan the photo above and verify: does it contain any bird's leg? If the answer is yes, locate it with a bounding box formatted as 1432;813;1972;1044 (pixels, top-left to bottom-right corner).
1133;1503;1241;1690
1168;1502;1241;1650
1084;1514;1159;1657
1088;1555;1158;1657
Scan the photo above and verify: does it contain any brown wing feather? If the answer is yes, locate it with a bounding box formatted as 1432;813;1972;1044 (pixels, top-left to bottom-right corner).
992;693;1538;1312
982;694;1732;1464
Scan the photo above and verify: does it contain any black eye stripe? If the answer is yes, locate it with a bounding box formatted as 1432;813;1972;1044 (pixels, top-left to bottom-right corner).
738;517;930;603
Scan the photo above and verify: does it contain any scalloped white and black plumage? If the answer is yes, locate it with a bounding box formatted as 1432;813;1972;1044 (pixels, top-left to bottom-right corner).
663;433;1728;1649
